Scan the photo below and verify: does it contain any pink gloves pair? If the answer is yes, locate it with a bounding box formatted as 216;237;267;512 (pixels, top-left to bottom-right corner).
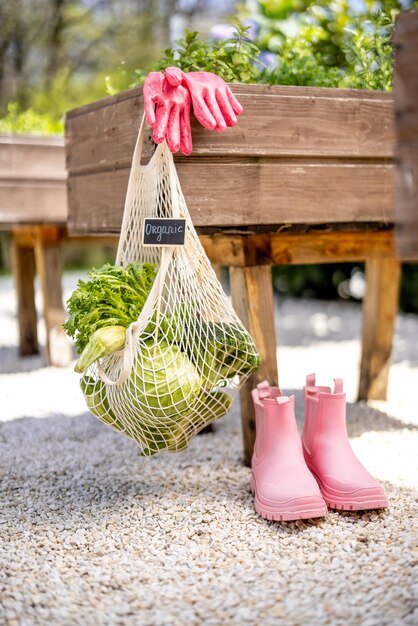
143;68;243;155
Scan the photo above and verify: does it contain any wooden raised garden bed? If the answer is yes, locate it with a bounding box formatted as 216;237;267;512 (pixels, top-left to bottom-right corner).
0;135;72;365
66;83;400;465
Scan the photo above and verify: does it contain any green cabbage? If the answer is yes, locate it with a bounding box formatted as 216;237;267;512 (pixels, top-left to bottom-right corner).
129;340;201;421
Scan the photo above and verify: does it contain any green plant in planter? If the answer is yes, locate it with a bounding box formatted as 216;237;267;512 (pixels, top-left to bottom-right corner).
242;0;418;91
131;25;262;86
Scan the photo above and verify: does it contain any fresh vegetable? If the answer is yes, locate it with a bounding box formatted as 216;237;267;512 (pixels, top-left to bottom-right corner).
129;339;201;421
141;389;233;456
165;389;233;454
67;259;259;455
64;262;158;354
177;319;261;388
203;321;261;382
80;376;127;435
75;326;126;373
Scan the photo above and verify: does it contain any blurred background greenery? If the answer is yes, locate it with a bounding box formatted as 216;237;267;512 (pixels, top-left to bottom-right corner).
0;0;417;311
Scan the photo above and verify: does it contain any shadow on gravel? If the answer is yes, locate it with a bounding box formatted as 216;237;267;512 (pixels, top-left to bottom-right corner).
0;346;47;374
0;398;416;536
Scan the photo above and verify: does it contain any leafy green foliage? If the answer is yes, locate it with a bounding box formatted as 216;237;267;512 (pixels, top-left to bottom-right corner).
261;25;343;87
0;102;63;135
63;262;158;354
242;0;418;91
341;12;394;91
132;25;262;85
131;3;413;92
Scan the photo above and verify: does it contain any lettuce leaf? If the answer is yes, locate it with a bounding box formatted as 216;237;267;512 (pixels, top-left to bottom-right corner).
64;262;158;354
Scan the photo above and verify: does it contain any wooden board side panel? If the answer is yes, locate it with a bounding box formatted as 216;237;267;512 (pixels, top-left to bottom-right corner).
67;161;394;234
0;142;66;181
66;90;394;172
0;182;67;224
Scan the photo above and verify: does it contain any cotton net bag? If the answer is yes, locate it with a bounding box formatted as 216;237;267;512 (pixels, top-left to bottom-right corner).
81;114;261;455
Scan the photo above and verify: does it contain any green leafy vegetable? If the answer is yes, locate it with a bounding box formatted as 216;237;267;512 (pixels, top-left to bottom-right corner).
64;262;158;354
176;318;261;388
132;25;261;86
203;321;261;383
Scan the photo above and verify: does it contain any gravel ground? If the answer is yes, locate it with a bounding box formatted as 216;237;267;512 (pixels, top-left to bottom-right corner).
0;273;417;626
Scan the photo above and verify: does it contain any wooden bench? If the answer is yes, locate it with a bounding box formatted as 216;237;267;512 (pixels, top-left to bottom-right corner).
65;83;403;465
0;135;74;365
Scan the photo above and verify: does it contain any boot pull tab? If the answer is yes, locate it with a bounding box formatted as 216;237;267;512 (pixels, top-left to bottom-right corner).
257;380;271;399
258;389;270;399
334;378;344;394
306;373;316;387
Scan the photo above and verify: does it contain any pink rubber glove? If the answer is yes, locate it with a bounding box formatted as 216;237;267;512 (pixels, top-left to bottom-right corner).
143;71;192;155
165;67;243;132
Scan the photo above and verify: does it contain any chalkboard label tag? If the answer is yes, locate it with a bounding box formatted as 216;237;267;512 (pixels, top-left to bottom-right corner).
143;218;186;246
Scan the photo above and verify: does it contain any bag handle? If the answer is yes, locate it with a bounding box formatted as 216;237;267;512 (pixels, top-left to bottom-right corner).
116;113;147;266
98;114;175;386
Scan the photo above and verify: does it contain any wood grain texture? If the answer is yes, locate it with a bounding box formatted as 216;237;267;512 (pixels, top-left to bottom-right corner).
358;258;401;401
66;83;392;120
66;86;394;171
0;182;67;225
0;136;65;180
34;231;72;367
0;138;67;225
394;10;418;258
201;230;396;266
67;161;394;234
11;237;39;356
230;265;278;466
65;83;395;235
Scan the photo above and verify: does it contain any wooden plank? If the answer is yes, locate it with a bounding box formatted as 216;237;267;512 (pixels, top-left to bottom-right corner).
67;161;393;234
65;85;394;172
271;229;396;264
11;236;39;356
0;138;66;181
10;225;64;247
358;258;401;401
0;181;67;225
75;159;393;231
394;10;418;258
66;83;392;121
201;230;396;266
0;138;67;226
33;228;72;367
230;265;278;466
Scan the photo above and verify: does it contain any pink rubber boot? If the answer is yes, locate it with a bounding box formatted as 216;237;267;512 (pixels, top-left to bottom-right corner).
250;381;327;522
302;374;388;511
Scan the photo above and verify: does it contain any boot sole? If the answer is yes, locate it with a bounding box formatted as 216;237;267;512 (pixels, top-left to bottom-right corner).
250;476;328;522
308;467;388;511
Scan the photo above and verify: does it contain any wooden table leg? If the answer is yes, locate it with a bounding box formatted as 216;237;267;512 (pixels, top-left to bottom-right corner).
11;235;39;356
33;227;72;367
230;265;279;466
358;258;401;401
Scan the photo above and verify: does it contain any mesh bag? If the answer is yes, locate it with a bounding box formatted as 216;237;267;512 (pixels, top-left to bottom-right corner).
81;115;261;455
